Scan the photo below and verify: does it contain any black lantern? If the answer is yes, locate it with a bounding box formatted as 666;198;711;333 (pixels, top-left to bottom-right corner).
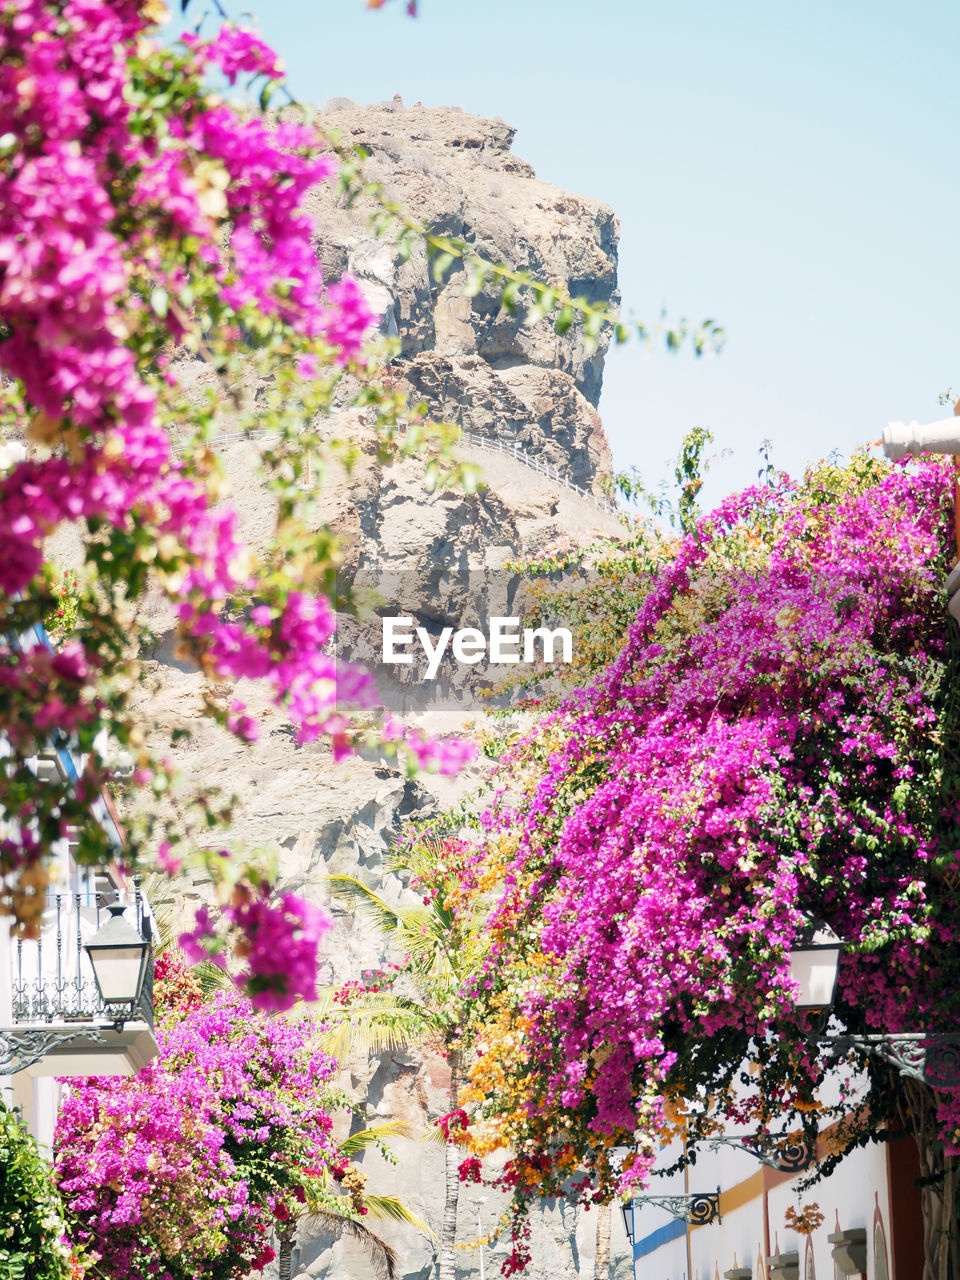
84;903;151;1016
620;1200;634;1242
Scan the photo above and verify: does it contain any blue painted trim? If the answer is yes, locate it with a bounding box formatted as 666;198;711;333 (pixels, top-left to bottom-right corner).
14;619;122;849
31;620;53;652
27;623;82;784
634;1216;688;1260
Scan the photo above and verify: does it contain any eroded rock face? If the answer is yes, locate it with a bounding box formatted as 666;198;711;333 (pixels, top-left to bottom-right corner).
129;102;630;1280
306;97;619;493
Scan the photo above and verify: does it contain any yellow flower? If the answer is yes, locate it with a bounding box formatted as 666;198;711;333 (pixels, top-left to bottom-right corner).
192;160;230;220
141;0;170;23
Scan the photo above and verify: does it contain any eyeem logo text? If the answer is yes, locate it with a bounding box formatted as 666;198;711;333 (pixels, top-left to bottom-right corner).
382;617;573;680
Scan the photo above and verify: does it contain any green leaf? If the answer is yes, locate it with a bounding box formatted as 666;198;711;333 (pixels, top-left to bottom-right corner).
431;251;455;283
340;1122;414;1156
361;1194;435;1235
555;303;574;336
463;264;488;298
150;287;169;319
500;280;519;314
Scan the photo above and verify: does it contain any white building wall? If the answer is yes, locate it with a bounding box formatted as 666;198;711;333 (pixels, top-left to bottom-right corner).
1;739;156;1142
633;1132;896;1280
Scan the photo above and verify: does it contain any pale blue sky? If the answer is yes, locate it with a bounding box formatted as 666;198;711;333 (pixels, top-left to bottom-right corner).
216;0;959;507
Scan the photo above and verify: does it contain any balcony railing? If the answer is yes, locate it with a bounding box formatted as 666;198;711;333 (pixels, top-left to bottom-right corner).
12;879;154;1030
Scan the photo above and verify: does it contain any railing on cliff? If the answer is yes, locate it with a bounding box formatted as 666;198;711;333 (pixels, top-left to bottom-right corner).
175;426;619;514
456;431;617;512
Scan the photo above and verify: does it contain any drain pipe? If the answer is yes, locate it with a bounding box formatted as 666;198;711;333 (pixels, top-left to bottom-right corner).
883;403;960;579
882;407;960;461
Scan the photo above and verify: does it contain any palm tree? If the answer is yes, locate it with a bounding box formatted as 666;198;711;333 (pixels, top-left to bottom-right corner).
593;1201;612;1279
277;1121;434;1280
323;838;487;1280
277;1212;397;1280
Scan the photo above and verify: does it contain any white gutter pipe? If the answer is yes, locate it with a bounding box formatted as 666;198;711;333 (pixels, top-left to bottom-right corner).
883;418;960;460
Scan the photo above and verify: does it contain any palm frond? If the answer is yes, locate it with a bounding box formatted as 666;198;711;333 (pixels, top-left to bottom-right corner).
306;987;439;1058
303;1207;401;1280
144;874;233;994
422;1122;450;1147
289;986;338;1021
340;1121;414;1157
361;1194;435;1237
193;957;235;997
142;874;176;953
339;992;431;1016
317;1005;436;1058
325;877;454;967
422;1120;469;1148
325;875;409;931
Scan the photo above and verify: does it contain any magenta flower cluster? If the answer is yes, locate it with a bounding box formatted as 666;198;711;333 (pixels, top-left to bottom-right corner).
0;0;472;978
55;991;339;1280
383;715;478;774
180;886;333;1011
0;0;374;692
472;457;960;1209
0;3;375;772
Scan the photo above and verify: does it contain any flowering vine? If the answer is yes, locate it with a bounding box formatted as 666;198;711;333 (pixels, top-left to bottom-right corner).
450;452;960;1269
0;1097;76;1280
55;984;348;1280
0;0;475;1000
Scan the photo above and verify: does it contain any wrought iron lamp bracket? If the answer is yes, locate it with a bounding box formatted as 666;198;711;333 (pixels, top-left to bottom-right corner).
821;1032;960;1089
632;1188;721;1225
706;1134;813;1173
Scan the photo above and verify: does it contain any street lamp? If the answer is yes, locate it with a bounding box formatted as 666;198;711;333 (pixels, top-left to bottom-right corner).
787;920;843;1011
620;1199;635;1242
469;1195;487;1280
84;902;151;1026
787;925;960;1088
621;1189;721;1227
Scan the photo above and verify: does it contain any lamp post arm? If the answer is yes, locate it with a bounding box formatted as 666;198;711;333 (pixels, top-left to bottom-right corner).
630;1190;721;1225
705;1135;814;1173
821;1032;960;1089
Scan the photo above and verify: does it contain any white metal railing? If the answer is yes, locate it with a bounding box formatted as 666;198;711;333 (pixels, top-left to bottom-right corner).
458;430;617;512
172;425;618;513
172;428;272;453
11;879;154;1028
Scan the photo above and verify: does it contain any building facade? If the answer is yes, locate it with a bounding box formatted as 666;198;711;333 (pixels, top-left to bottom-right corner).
0;621;158;1149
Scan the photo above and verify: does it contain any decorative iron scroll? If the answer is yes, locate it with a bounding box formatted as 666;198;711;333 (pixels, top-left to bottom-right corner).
824;1033;960;1090
632;1189;721;1225
0;1027;106;1075
706;1134;813;1173
687;1191;722;1225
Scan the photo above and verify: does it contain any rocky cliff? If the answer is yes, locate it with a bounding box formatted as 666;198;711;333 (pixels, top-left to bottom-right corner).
134;101;632;1280
307;96;619;493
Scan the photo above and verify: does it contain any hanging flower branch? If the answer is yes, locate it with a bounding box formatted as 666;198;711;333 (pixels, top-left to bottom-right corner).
0;0;473;997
